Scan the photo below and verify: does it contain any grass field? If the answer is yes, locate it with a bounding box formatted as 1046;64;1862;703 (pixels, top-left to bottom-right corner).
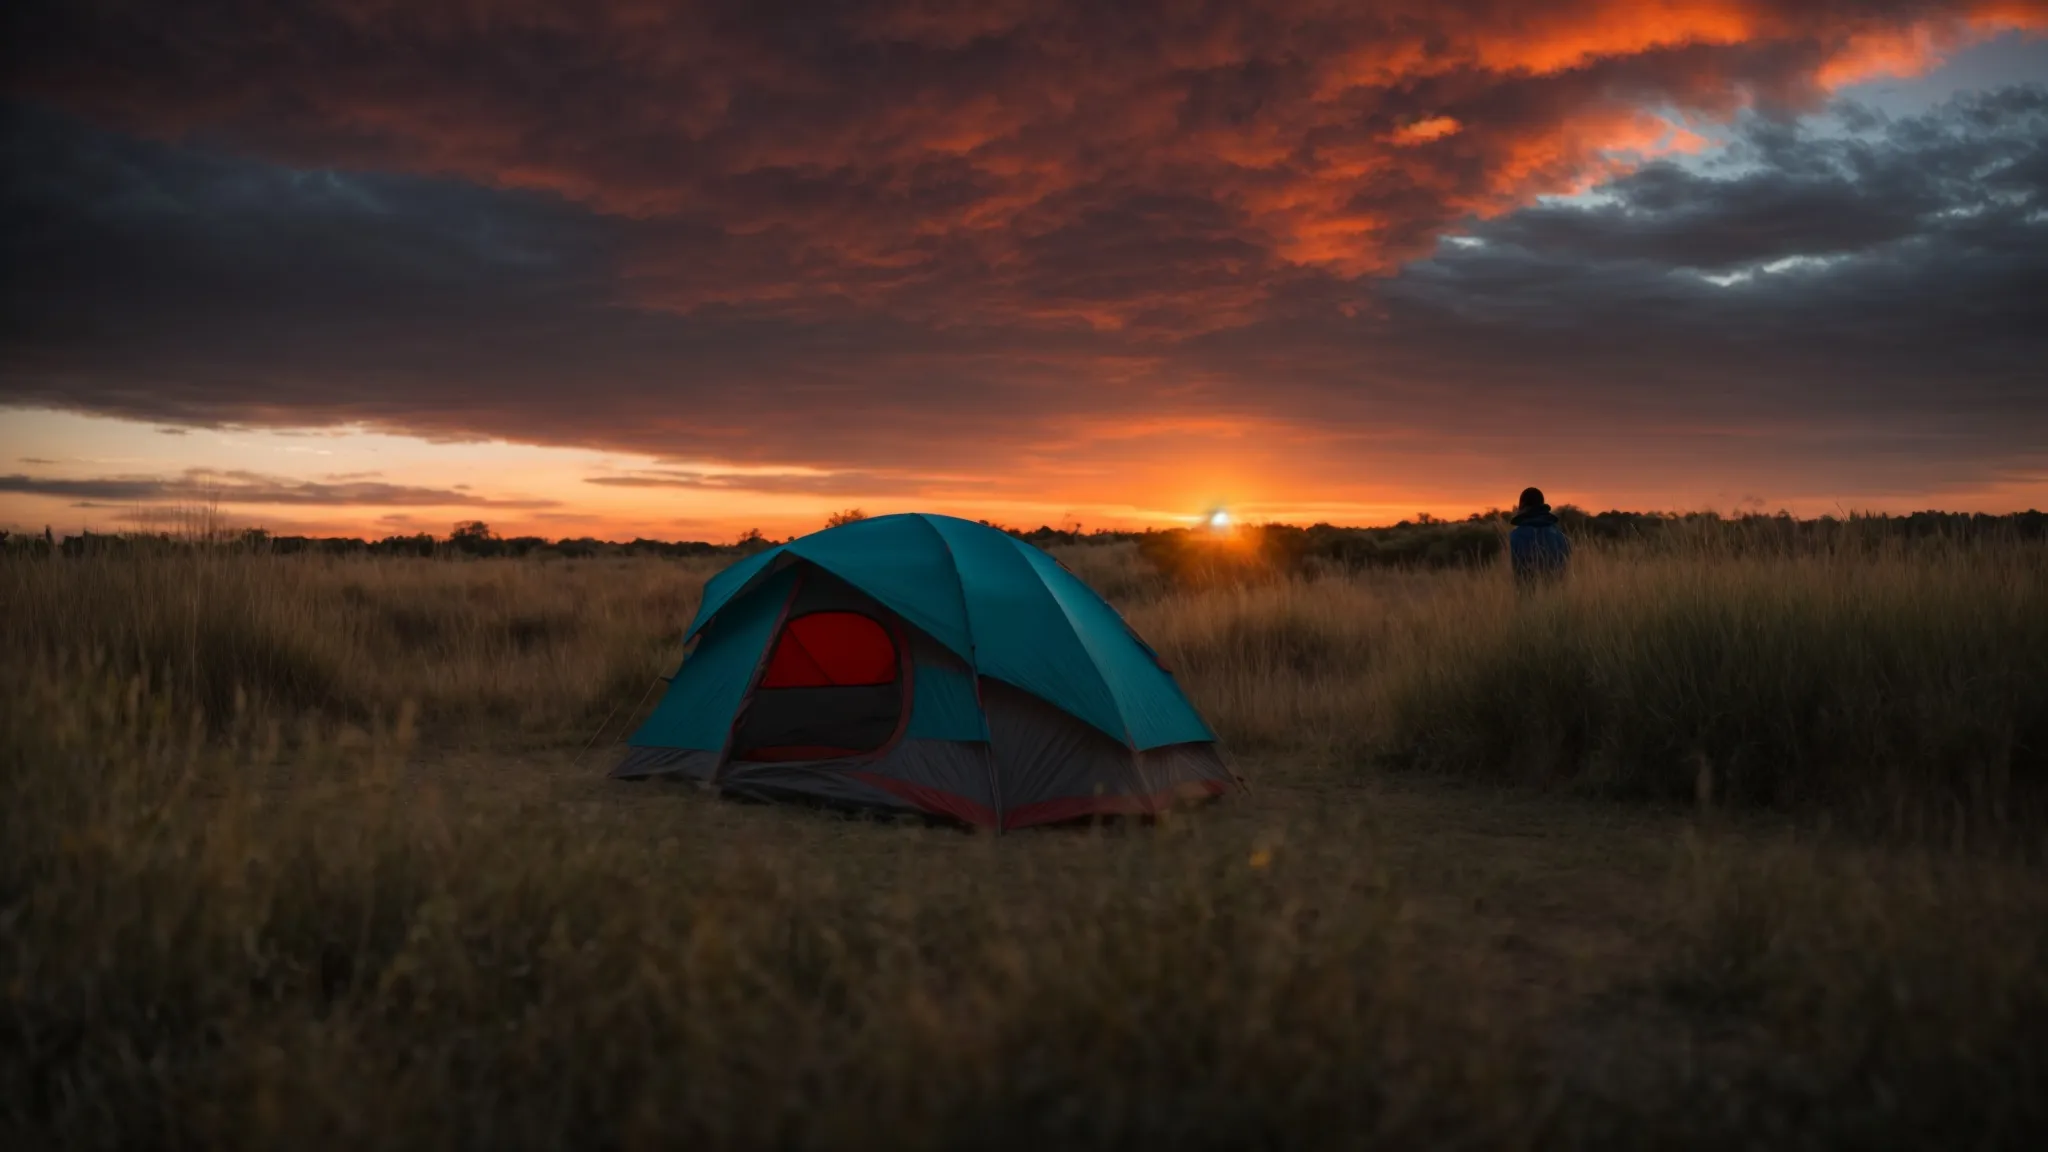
4;534;2046;1148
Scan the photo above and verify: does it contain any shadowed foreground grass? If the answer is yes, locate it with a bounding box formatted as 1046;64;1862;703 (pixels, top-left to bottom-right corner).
4;539;2047;1147
3;664;1535;1148
7;661;2046;1149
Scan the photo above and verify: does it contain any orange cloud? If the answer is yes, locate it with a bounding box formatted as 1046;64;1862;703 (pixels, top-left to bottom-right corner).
1390;116;1464;145
10;0;2041;336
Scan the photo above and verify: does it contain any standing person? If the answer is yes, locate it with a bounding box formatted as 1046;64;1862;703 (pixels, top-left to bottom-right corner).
1508;487;1571;586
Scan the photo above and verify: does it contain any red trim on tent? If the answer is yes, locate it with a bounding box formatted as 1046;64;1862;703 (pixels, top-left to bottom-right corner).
1001;779;1230;830
761;611;898;688
847;771;998;829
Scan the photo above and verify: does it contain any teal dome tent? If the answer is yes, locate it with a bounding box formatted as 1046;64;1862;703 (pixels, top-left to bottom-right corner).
614;513;1235;828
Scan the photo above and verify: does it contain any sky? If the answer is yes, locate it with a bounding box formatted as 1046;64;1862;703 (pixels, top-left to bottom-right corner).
2;1;2045;542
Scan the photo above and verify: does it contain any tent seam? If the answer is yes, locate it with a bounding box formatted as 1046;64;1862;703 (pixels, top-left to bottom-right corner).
1004;534;1139;751
912;513;1005;830
911;514;982;670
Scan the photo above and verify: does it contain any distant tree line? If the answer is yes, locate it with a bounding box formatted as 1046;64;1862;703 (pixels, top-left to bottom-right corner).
0;514;1147;559
4;509;2042;568
1137;508;2048;586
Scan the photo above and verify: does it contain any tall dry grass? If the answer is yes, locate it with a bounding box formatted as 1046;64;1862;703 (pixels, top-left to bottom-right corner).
1365;542;2048;834
6;536;2048;1145
1110;539;2048;835
1657;831;2048;1138
5;648;2045;1147
0;550;720;739
2;658;1547;1149
6;535;2045;830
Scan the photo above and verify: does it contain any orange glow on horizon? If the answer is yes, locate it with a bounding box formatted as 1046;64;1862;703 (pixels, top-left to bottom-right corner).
9;402;2045;544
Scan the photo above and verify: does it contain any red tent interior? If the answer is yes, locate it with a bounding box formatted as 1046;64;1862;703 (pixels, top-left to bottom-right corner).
735;611;903;762
760;612;898;687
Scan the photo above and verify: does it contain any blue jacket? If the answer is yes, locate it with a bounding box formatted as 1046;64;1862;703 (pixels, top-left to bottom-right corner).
1509;510;1571;581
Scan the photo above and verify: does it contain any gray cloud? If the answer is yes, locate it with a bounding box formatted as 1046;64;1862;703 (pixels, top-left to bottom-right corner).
1357;88;2048;433
1447;88;2048;275
0;469;557;508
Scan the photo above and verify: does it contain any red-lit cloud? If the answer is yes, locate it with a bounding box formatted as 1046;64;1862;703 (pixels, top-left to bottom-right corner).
9;0;2040;332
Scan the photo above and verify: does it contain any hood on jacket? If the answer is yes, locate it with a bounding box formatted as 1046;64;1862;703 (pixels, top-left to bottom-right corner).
1511;508;1558;528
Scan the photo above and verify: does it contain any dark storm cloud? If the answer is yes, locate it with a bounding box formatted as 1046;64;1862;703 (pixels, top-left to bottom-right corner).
1381;86;2048;378
0;102;615;342
0;103;1173;471
0;469;557;508
1459;87;2048;272
1;0;2046;507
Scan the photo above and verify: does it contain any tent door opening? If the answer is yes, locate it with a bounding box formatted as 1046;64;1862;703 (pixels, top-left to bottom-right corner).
731;608;904;762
